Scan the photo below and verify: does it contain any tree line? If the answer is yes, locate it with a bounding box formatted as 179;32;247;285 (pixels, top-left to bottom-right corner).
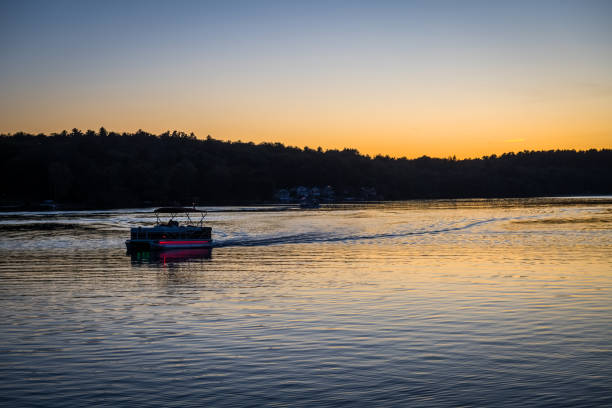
1;128;610;208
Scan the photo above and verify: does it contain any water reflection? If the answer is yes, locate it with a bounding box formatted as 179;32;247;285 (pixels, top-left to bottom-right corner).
1;198;611;407
128;248;212;266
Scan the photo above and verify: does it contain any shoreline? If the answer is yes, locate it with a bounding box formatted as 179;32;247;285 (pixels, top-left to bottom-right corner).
2;195;612;213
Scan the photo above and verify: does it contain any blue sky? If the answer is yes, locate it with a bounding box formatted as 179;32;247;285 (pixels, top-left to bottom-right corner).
2;0;611;157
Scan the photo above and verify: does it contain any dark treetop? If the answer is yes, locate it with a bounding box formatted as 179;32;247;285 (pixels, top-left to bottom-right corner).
1;128;610;209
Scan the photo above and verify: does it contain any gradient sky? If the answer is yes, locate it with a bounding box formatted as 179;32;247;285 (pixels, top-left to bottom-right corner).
1;0;611;158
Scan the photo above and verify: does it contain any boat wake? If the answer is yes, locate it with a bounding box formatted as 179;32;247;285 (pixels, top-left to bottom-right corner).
213;216;514;248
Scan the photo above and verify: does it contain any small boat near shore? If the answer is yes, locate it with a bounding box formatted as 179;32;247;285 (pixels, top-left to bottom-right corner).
125;207;212;251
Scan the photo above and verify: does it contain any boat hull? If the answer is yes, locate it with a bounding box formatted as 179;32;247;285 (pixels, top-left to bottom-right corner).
126;239;213;250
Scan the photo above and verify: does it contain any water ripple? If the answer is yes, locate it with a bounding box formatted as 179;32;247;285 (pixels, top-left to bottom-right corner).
0;198;611;407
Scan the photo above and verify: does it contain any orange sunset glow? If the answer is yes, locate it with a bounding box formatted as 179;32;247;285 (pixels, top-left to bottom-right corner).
1;1;611;158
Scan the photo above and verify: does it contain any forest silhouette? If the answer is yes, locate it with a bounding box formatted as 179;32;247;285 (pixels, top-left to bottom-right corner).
1;128;610;209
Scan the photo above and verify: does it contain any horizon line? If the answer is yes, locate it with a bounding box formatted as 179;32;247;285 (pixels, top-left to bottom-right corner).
2;127;610;162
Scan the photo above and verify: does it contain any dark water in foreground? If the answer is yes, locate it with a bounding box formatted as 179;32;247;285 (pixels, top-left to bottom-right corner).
1;198;611;407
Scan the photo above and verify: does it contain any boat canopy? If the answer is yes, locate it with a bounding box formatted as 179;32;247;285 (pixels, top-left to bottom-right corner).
153;207;207;226
154;207;206;213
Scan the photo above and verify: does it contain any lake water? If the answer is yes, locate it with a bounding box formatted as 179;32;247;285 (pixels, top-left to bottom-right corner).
1;198;611;407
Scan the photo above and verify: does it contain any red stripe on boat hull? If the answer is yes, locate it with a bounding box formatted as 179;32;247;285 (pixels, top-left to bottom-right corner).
153;240;212;249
